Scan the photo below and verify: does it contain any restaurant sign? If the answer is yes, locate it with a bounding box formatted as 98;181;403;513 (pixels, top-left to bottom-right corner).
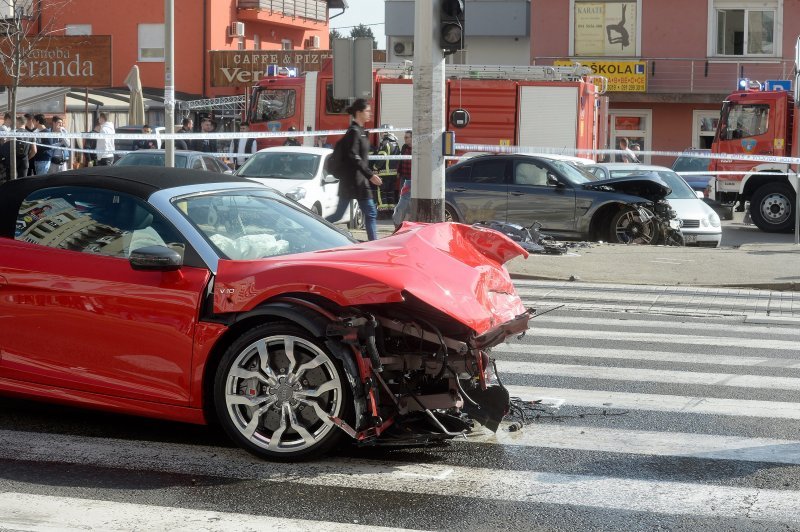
0;36;112;87
210;50;333;87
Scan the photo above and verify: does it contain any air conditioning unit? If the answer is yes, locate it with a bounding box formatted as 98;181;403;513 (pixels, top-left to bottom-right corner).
393;38;414;58
228;21;245;38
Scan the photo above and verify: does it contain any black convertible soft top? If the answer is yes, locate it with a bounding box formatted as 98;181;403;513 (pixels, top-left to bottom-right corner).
0;166;251;238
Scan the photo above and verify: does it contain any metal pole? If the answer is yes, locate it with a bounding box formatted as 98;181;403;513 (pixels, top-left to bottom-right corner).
410;0;446;223
164;0;175;167
794;171;799;245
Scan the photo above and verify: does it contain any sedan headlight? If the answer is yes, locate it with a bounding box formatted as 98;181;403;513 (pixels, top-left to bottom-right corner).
286;187;306;201
709;212;721;228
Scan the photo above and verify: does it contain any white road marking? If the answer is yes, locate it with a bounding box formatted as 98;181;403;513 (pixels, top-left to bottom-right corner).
0;492;417;532
468;424;800;465
516;327;799;350
506;385;800;420
496;360;800;391
496;343;800;369
0;431;797;524
524;315;800;337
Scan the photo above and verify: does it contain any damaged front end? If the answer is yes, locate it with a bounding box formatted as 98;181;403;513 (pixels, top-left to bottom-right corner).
322;301;533;446
214;223;533;450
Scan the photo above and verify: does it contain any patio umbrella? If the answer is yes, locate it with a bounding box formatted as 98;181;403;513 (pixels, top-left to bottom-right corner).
124;65;145;125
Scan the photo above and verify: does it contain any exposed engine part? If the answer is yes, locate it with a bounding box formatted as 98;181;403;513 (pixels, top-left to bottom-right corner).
473;220;585;254
398;391;463;414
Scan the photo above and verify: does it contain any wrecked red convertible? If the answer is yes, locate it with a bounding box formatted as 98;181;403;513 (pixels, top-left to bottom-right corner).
0;168;532;461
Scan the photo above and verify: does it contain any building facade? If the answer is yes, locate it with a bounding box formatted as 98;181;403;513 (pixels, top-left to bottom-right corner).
385;0;796;165
9;0;338;129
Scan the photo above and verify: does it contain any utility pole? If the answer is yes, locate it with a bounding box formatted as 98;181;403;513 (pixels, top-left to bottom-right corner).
410;0;447;223
164;0;175;167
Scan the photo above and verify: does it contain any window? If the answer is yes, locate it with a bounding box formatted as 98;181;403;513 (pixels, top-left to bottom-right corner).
254;34;261;50
470;160;508;184
720;103;769;139
447;164;472;183
282;39;292;50
571;0;640;57
251;89;297;122
16;187;185;259
65;24;91;36
514;161;549;186
712;1;779;56
325;83;349;115
138;23;165;62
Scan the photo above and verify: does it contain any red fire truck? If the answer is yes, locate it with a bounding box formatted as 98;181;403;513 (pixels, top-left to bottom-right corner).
709;85;799;232
247;61;607;155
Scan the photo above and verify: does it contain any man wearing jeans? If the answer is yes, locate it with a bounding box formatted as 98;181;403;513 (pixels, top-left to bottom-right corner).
31;114;52;175
96;113;116;166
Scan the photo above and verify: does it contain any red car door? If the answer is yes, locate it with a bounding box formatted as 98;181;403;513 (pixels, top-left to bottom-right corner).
0;238;209;405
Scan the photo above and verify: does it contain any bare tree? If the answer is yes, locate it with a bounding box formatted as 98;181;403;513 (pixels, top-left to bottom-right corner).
0;0;71;179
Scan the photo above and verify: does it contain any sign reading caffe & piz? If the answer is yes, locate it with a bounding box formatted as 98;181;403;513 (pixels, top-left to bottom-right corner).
0;36;112;87
210;50;333;87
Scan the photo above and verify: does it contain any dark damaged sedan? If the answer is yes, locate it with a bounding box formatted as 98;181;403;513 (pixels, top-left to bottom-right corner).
445;153;675;244
0;167;532;461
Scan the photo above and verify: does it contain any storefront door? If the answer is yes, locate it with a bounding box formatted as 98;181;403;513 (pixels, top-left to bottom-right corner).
692;110;720;149
608;110;652;164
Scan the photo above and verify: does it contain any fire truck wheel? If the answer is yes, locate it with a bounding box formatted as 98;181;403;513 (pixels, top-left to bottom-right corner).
750;182;796;233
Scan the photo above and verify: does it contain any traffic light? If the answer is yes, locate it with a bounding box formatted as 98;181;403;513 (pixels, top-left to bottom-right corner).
440;0;465;56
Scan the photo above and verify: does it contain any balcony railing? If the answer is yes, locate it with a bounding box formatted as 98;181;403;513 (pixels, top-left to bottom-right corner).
534;57;795;94
238;0;328;23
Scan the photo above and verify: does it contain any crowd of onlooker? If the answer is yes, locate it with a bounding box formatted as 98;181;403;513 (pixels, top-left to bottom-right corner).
0;112;73;181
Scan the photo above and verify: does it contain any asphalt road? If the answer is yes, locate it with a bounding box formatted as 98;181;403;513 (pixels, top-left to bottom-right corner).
1;282;799;530
721;211;798;247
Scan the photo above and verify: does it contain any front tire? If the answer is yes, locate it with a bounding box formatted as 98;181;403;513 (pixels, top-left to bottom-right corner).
444;204;459;223
750;182;795;233
609;206;657;245
214;322;352;461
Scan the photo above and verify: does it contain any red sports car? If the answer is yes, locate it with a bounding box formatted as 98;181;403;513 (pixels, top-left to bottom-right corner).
0;167;532;460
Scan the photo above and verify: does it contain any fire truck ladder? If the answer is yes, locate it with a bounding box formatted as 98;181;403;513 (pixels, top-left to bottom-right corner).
178;95;246;117
374;62;607;93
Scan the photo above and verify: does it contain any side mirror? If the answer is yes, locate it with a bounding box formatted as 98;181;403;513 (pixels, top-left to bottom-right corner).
546;173;562;187
129;245;183;271
323;174;338;184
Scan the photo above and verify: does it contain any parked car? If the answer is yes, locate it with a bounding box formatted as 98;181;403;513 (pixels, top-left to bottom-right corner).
670;149;733;220
115;149;232;174
444;153;675;244
0;167;531;460
236;146;362;227
585;163;722;247
113;125;166;158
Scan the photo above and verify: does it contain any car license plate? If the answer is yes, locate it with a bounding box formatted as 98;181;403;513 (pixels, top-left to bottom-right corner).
684;234;697;243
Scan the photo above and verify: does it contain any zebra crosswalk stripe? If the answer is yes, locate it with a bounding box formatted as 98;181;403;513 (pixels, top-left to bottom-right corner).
0;492;418;532
0;430;797;523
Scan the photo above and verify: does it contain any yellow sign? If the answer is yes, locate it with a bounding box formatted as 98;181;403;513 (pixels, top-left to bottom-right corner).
555;60;646;92
499;139;511;146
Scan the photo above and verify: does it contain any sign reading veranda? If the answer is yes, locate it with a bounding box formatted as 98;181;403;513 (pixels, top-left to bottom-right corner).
0;36;112;87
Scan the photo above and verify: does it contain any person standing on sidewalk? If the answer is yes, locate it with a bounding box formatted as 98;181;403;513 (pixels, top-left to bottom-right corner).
325;98;382;240
229;122;257;170
48;116;71;173
392;130;413;229
31;114;53;175
96;113;116;166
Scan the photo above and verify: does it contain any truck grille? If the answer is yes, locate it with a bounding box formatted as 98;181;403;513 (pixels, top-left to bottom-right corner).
681;219;700;228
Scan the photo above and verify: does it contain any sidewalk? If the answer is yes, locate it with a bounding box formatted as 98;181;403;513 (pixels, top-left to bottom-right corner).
349;223;800;292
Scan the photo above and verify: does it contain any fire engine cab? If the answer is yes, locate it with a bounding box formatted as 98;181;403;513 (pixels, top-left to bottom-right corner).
710;80;799;233
247;61;607;156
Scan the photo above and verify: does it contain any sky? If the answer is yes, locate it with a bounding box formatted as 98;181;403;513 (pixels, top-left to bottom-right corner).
330;0;387;49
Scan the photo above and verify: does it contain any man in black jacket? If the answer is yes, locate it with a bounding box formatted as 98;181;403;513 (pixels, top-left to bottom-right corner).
325;98;382;240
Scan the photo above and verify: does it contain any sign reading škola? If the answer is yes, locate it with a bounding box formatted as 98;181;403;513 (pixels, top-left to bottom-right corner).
555;60;646;92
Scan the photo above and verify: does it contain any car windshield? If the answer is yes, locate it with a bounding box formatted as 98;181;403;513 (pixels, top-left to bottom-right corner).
672;152;711;173
117;153;188;168
172;189;353;260
236;152;321;180
548;159;594;183
608;170;697;199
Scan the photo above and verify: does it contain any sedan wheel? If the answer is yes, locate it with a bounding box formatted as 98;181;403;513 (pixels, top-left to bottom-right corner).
609;207;657;245
444;205;458;223
214;322;351;460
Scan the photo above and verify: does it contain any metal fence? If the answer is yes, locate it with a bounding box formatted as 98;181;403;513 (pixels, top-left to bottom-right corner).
237;0;328;22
